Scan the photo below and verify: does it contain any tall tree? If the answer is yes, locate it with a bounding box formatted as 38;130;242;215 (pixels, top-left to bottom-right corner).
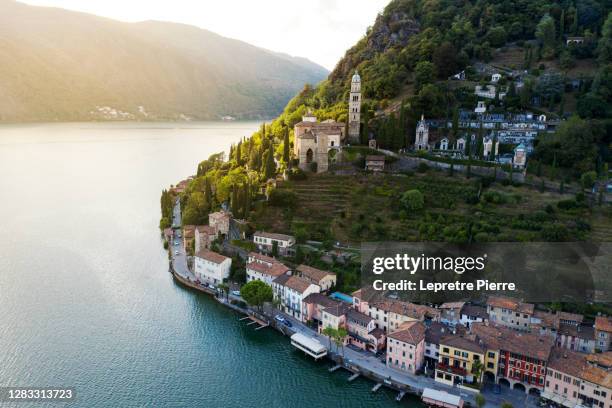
282;128;290;164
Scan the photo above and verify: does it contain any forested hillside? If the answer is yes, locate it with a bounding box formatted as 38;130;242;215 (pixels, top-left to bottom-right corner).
166;0;611;248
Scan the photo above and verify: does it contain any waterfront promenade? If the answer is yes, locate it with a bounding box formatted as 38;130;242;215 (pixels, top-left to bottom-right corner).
167;200;538;408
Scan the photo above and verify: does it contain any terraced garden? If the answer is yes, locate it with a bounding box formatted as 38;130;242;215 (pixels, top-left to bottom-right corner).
249;168;610;246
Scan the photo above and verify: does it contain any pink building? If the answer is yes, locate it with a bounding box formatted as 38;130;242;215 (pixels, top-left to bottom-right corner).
387;321;426;374
302;293;340;326
543;349;612;408
346;309;385;352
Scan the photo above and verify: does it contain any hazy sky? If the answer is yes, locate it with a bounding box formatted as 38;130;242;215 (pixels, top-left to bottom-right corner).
19;0;390;70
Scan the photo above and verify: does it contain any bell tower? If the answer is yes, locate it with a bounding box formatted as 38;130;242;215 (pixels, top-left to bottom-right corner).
348;70;361;144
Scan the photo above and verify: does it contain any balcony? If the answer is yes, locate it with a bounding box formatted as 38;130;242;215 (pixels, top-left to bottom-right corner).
436;362;467;377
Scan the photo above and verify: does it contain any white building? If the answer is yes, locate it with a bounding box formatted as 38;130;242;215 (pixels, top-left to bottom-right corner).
246;253;290;286
194;249;231;286
272;274;320;320
253;231;296;256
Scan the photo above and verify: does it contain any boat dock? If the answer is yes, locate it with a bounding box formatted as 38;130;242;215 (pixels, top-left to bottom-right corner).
328;365;342;373
348;372;360;382
396;391;406;401
371;383;382;393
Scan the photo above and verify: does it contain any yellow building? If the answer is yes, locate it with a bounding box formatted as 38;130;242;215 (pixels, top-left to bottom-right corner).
435;334;486;387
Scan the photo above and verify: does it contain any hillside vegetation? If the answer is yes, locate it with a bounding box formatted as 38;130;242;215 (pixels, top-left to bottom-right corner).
0;0;328;121
166;0;611;248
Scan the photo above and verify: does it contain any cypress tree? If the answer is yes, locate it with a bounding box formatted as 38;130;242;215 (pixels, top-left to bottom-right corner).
244;183;251;219
560;180;565;194
283;128;290;164
452;107;459;138
559;10;565;40
264;146;276;180
361;104;369;145
236;141;242;165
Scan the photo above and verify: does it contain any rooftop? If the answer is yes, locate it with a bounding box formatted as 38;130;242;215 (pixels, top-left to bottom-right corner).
461;304;488;320
347;309;374;326
487;296;534;314
247;261;290;277
303;293;339;308
297;264;335;283
323;302;351;317
194;249;229;264
547;348;588;378
439;334;486;354
254;231;295;242
471;322;554;361
595;316;612;333
389;321;426;345
274;275;314;294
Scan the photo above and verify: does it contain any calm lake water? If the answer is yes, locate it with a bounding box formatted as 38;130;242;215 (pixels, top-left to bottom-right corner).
0;122;422;407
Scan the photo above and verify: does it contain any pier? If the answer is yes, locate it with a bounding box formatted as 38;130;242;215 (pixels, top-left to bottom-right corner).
348;372;360;382
371;383;382;393
328;365;342;373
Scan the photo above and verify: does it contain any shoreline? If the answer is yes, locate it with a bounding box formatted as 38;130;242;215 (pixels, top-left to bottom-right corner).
167;259;466;405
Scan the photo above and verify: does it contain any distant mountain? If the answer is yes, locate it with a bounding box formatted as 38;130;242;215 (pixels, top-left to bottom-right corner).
0;0;328;122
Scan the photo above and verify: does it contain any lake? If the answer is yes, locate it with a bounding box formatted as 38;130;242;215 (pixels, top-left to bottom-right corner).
0;122;422;407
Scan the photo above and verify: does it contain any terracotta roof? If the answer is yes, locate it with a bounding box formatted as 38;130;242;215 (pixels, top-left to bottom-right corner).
581;363;612;388
323;302;351;317
440;334;486;354
547;348;588;378
195;225;216;235
347;309;374;326
370;299;440;320
297;264;335;283
487;296;534;314
461;304;488;320
254;231;295;242
275;275;314;294
389;321;426;345
595;316;612;333
183;225;196;238
440;302;465;310
194;249;229;264
246;261;290;277
248;252;277;265
471;322;554;361
351;287;384;303
303;293;339;308
586;352;612;368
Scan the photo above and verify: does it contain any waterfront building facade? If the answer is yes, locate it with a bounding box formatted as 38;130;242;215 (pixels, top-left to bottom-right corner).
387;321;426;374
435;334;486;387
193;249;231;286
272;275;320;320
246;257;290;286
209;210;231;236
595;316;612;352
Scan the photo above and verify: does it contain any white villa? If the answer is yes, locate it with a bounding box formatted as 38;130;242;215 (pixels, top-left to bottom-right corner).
194;249;231;286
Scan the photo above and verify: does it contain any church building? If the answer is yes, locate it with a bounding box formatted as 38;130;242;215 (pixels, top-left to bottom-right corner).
293;113;344;173
294;70;363;173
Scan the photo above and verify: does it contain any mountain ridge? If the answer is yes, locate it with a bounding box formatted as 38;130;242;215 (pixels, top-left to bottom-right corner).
0;0;328;122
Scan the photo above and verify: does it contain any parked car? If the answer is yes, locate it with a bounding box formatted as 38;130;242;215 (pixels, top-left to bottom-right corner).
282;320;293;328
274;315;285;323
174;251;179;255
209;285;216;291
231;290;241;297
